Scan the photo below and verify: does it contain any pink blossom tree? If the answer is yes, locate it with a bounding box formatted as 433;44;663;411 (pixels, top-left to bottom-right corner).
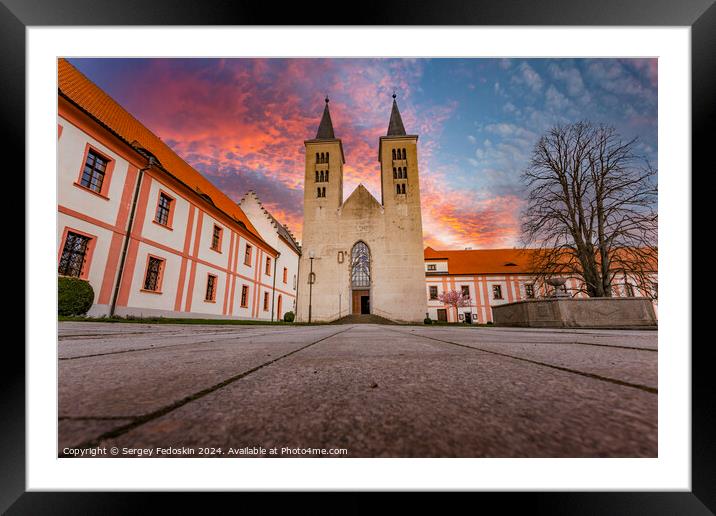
437;290;470;322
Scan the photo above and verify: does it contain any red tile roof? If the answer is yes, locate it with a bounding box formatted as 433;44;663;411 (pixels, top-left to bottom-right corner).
424;247;657;275
58;58;265;245
424;247;540;274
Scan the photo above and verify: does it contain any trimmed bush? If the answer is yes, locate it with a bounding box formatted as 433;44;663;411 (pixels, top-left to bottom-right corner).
424;317;433;325
58;276;95;316
283;311;295;323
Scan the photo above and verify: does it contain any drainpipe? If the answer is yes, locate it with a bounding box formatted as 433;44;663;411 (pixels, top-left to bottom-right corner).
270;251;280;321
109;157;156;317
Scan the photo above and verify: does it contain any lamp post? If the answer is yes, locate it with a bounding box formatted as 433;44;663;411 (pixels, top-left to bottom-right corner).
308;251;315;323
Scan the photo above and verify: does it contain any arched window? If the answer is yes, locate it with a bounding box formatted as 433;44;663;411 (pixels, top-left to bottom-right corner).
396;184;401;194
351;241;370;288
316;152;319;163
402;148;407;159
392;149;396;160
317;187;321;198
401;184;406;194
325;171;329;182
320;171;324;182
326;152;329;162
399;167;404;179
320;152;325;163
404;168;408;179
315;171;319;182
393;167;397;179
322;187;326;197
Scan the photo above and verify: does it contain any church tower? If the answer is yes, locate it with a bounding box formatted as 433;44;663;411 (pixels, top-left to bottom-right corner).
296;95;426;323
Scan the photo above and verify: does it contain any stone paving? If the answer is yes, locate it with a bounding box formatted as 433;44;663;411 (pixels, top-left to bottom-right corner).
58;322;657;458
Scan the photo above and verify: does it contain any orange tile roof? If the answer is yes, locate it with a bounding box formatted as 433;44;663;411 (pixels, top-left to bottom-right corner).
424;247;657;275
424;247;540;274
57;58;266;246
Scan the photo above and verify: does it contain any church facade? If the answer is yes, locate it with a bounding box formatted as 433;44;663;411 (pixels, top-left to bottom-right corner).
296;97;427;323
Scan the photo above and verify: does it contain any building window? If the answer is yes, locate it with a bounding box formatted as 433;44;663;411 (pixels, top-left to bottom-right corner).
427;264;436;271
396;184;401;194
211;225;222;251
283;267;288;284
265;256;271;275
461;285;470;299
325;171;329;182
429;286;438;300
154;192;173;226
492;285;503;300
58;231;91;277
525;284;535;298
205;274;217;302
315;171;319;182
80;149;108;194
263;291;270;311
240;285;249;307
143;256;164;292
402;148;407;160
351;241;371;288
392;149;397;160
393;167;397;179
401;184;406;194
244;244;252;265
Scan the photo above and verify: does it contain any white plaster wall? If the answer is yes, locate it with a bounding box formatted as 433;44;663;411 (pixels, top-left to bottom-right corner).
58;116;130;227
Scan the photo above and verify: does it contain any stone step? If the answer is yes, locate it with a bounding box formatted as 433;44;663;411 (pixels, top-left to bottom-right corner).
332;314;397;325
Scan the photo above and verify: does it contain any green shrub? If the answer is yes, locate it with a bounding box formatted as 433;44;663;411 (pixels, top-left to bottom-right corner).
58;276;95;316
424;317;433;324
283;311;295;322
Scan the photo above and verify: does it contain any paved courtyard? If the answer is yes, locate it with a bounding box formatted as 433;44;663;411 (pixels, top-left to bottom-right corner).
58;322;657;458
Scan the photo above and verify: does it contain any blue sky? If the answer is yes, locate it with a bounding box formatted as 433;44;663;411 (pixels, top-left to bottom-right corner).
68;57;657;248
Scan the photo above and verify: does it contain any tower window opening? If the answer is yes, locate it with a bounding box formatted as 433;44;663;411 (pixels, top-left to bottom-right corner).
393;167;397;179
315;152;319;163
320;171;324;182
315;171;319;182
325;171;329;182
392;149;396;160
322;187;326;197
326;152;329;162
401;184;406;194
396;184;401;194
402;148;407;160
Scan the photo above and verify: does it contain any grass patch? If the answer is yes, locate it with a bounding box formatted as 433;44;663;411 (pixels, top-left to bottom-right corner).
58;315;329;326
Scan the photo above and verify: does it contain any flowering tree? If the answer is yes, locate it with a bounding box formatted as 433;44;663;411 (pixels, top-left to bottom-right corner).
437;290;470;321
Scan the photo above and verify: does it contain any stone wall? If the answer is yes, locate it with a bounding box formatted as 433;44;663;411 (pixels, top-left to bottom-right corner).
492;297;657;329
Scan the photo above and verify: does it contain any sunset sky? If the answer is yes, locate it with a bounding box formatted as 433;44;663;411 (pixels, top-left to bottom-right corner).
69;58;657;249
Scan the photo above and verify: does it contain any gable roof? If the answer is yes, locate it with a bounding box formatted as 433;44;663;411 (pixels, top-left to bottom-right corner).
57;58;266;245
238;191;301;255
342;184;382;211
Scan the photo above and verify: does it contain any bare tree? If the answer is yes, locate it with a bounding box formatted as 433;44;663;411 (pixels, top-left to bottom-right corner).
521;122;657;298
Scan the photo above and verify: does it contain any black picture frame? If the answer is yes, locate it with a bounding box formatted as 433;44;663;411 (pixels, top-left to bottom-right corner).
8;0;709;512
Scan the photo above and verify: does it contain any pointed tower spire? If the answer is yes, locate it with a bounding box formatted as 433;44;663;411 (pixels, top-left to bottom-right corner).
315;96;336;139
387;93;407;136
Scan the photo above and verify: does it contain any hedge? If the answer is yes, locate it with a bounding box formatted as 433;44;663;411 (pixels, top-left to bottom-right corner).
283;311;295;322
58;276;95;316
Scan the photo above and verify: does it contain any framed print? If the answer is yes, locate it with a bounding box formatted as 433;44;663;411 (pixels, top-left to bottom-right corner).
7;0;712;511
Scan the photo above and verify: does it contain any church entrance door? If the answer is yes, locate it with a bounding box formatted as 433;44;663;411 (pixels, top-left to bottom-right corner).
352;289;369;314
